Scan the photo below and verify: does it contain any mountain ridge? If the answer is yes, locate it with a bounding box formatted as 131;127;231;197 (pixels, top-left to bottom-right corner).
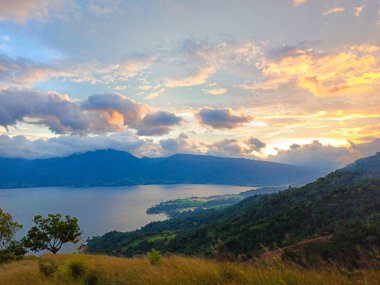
0;149;325;189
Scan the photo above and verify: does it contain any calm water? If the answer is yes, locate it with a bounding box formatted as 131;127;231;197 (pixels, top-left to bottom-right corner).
0;184;249;251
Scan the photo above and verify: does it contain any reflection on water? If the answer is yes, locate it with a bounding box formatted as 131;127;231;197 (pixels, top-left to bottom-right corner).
0;184;249;252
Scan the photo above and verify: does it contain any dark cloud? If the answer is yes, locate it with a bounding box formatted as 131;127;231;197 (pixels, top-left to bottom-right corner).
137;111;183;136
246;137;266;152
0;90;181;136
159;133;201;155
197;107;252;129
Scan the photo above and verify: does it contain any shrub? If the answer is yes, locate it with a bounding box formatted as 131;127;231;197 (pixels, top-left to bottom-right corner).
85;271;99;285
147;249;161;265
8;240;27;257
66;259;87;278
0;249;15;264
39;259;58;277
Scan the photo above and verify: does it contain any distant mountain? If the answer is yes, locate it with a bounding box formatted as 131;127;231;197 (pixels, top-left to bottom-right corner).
87;152;380;267
0;149;324;188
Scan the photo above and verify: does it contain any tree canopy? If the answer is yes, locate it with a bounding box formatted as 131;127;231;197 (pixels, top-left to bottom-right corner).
24;214;81;254
0;208;22;249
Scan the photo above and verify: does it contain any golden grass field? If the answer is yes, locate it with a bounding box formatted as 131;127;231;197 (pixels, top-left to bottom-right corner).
0;254;379;285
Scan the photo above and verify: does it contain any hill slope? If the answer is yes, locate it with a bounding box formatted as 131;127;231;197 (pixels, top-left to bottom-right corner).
0;149;324;188
87;153;380;266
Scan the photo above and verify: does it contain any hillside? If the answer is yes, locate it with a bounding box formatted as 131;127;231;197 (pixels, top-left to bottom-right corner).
87;153;380;267
0;149;324;188
1;254;379;285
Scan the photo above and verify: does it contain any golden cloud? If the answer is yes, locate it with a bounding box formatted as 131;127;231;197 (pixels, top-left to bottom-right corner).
242;46;380;97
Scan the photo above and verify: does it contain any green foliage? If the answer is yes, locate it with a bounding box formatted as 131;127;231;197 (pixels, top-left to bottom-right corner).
66;259;88;278
147;249;161;265
24;214;81;254
8;240;27;257
0;208;22;249
0;249;15;264
38;259;58;277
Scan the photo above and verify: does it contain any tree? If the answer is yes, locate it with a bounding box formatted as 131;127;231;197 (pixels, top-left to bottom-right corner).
24;214;81;254
0;208;22;249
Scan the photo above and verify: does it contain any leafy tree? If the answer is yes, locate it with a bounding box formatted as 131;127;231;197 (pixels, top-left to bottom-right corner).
0;208;22;249
24;214;81;254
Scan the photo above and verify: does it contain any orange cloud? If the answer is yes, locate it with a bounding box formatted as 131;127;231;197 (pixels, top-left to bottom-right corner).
323;7;345;16
242;46;380;97
164;64;216;88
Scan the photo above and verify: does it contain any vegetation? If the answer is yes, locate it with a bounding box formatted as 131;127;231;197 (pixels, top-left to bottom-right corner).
147;248;161;265
23;214;81;254
87;153;380;268
147;187;285;218
0;253;380;285
0;208;22;249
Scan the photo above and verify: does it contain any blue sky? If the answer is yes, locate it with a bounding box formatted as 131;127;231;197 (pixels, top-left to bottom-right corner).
0;0;380;169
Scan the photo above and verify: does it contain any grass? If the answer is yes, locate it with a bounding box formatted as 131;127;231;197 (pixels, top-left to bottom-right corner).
0;254;379;285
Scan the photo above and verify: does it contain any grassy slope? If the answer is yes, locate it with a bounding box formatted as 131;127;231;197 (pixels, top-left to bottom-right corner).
1;254;380;285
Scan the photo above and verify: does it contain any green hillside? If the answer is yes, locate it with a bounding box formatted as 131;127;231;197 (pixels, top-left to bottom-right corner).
87;153;380;267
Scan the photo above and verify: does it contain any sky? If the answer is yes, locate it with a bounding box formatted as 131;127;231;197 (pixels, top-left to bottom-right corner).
0;0;380;170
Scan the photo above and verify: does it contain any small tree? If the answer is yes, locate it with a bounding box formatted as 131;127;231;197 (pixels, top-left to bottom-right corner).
0;208;22;249
147;249;161;265
24;214;81;254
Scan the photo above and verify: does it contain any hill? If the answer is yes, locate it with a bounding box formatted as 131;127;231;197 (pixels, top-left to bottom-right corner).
0;149;324;188
87;153;380;267
1;254;379;285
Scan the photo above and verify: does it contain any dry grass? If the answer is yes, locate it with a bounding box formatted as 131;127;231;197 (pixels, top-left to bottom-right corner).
0;253;379;285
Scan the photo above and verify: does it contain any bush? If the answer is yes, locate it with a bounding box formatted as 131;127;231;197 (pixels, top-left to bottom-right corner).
8;240;27;257
66;259;87;278
85;271;99;285
39;259;58;277
147;249;161;265
0;249;15;264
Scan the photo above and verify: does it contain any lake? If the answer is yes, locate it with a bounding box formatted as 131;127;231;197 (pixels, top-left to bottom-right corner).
0;184;250;252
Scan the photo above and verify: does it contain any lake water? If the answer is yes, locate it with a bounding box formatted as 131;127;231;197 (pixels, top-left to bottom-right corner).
0;184;250;252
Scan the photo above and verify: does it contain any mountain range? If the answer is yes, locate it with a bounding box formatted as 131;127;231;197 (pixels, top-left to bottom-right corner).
0;149;325;188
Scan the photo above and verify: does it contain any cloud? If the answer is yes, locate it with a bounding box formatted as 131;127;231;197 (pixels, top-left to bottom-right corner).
204;88;227;95
0;90;181;136
0;55;53;87
246;137;266;152
0;0;61;24
0;54;152;87
164;64;216;88
136;111;184;136
206;138;262;158
0;133;145;159
159;133;201;155
197;107;253;129
163;39;261;89
293;0;307;7
241;45;380;97
270;140;363;170
354;5;366;17
322;7;345;16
